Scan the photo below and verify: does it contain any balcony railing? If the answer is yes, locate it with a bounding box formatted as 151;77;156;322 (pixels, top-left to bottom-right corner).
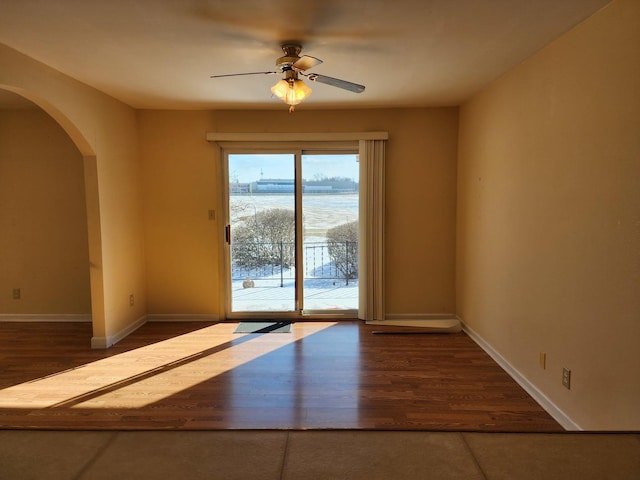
231;241;358;286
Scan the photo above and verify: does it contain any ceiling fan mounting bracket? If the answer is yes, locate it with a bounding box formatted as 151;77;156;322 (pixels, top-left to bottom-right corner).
281;44;302;57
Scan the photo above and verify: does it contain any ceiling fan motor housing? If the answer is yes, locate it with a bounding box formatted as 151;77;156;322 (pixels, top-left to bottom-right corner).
276;44;302;71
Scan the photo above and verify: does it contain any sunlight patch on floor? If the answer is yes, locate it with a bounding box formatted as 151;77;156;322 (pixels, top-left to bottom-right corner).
0;322;336;409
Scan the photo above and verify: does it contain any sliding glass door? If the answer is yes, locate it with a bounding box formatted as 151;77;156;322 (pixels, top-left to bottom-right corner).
224;150;359;318
226;153;296;312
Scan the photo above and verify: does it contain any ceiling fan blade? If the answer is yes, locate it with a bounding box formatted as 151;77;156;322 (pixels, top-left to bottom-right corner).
306;73;365;93
292;55;323;72
210;71;278;78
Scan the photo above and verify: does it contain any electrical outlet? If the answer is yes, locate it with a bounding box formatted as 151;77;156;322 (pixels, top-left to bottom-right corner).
129;294;135;306
562;368;571;389
539;352;546;369
12;288;21;300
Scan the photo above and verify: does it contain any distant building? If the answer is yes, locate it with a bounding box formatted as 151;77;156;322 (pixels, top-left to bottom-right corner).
231;178;359;194
254;179;294;193
230;182;251;194
304;185;333;193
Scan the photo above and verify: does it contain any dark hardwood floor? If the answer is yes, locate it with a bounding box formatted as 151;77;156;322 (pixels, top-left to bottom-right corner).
0;320;562;432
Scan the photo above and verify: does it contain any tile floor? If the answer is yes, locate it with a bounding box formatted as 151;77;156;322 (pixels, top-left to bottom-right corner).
1;430;638;479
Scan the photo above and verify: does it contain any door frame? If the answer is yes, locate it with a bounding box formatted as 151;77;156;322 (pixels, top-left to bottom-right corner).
219;143;359;321
208;132;388;323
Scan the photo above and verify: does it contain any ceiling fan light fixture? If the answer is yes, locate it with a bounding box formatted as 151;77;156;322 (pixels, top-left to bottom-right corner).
270;79;290;100
271;78;312;107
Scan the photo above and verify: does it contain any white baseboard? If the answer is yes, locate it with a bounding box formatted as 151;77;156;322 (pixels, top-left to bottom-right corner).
461;321;582;431
91;315;147;349
146;314;219;322
0;314;92;322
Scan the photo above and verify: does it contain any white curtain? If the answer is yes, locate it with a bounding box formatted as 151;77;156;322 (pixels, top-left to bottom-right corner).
358;139;386;321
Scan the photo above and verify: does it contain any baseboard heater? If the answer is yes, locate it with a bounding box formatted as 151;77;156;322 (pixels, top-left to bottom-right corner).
367;318;462;334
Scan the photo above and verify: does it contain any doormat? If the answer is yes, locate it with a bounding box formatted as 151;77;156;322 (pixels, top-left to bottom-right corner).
234;321;292;333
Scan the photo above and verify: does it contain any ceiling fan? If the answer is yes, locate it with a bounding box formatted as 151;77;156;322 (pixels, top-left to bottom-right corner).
210;44;365;111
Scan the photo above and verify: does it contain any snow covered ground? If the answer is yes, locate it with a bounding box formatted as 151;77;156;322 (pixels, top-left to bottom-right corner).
231;277;358;312
231;193;358;239
229;194;359;312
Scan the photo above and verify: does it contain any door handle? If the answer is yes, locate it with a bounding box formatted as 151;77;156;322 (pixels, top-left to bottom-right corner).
225;224;231;245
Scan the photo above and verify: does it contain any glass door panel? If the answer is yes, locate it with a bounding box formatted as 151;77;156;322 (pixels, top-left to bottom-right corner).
227;153;296;313
301;154;359;312
225;151;359;317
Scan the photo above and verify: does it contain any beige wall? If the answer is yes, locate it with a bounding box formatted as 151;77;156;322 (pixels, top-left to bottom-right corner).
138;108;459;317
457;0;640;429
0;108;91;314
0;44;146;345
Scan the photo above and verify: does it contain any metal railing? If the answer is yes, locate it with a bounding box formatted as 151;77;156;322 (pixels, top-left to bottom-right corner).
231;241;358;286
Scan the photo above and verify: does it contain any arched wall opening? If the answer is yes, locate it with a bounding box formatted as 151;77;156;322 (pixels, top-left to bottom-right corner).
0;88;102;337
1;43;147;349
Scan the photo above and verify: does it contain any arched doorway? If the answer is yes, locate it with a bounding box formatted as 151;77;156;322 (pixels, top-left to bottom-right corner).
0;89;93;325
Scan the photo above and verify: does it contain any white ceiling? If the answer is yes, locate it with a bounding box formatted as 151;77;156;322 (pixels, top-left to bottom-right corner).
0;0;610;110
